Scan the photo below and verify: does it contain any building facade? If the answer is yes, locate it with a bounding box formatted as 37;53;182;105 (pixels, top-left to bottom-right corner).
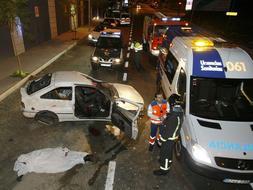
0;0;88;61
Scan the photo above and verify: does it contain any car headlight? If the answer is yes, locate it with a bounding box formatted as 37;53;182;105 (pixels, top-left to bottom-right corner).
192;144;211;164
92;56;99;62
113;58;121;64
88;34;93;39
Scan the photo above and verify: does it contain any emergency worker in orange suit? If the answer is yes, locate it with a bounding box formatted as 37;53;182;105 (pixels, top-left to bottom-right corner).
147;93;170;151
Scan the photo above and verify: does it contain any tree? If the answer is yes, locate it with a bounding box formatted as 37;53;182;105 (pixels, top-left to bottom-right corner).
0;0;29;78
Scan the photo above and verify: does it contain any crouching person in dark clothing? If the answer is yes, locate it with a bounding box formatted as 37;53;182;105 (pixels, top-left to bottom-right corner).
153;99;183;176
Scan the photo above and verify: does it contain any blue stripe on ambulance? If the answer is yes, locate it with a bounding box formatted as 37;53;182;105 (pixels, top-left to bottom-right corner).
192;49;225;78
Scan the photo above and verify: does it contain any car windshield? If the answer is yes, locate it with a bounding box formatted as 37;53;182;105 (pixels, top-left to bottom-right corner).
112;12;120;19
121;13;129;19
154;25;169;37
94;24;105;32
103;18;115;23
96;36;122;48
80;74;118;98
97;83;118;98
105;11;120;19
27;73;52;95
190;77;253;121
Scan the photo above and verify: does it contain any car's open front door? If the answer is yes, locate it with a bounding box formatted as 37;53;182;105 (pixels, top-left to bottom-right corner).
111;98;143;140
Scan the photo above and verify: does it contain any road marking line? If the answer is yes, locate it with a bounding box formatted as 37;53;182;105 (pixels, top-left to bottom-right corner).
105;161;116;190
125;61;129;68
122;73;127;81
126;53;130;58
129;37;131;41
129;42;131;46
128;47;130;51
250;183;253;189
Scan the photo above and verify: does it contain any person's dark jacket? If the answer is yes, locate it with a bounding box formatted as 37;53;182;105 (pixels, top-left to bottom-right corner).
159;110;183;141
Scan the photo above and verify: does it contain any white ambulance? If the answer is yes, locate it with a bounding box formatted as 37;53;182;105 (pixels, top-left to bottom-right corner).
157;36;253;184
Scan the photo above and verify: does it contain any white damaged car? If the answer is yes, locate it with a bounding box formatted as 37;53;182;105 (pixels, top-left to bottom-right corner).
20;71;144;139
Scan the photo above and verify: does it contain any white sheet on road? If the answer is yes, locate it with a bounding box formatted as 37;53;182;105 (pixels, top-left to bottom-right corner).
14;147;88;177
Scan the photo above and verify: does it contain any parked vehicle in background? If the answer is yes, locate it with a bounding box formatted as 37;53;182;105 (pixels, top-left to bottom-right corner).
88;24;108;45
120;12;131;26
143;12;188;56
90;29;124;70
104;9;121;24
103;18;119;27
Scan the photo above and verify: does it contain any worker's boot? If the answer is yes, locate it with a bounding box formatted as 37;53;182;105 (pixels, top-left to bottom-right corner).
156;140;162;148
148;144;154;152
16;175;23;182
153;169;169;176
84;154;94;162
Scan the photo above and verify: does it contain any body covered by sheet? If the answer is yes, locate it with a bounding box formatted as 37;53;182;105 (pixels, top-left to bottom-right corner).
14;147;89;177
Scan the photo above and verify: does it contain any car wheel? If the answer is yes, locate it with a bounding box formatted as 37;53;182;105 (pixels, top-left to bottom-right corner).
35;111;58;126
91;63;99;70
174;136;183;161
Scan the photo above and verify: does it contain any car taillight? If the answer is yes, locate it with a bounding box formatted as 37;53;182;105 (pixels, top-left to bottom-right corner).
21;102;25;109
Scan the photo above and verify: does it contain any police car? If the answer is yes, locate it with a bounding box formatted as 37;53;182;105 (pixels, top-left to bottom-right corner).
88;24;107;45
20;71;144;140
120;12;131;26
88;20;119;45
157;36;253;183
90;29;124;70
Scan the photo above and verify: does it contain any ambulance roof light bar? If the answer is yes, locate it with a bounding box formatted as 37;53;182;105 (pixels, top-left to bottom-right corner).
192;39;214;47
171;17;181;21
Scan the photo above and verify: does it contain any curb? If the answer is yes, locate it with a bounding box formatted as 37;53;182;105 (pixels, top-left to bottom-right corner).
0;42;77;103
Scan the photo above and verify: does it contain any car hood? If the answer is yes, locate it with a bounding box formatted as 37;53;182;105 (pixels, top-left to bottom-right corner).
94;48;121;59
112;83;144;109
189;114;253;161
90;31;100;39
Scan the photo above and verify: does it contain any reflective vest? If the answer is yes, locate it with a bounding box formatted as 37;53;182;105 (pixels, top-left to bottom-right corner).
131;42;143;52
150;100;167;124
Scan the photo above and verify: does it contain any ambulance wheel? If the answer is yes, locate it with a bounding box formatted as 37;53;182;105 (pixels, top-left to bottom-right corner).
91;63;99;71
174;136;183;161
35;111;58;126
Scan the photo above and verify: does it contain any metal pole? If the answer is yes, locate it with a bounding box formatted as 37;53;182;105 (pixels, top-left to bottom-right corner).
88;0;91;30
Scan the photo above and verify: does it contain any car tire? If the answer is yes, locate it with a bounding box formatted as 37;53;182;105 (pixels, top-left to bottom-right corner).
91;63;99;71
35;111;58;126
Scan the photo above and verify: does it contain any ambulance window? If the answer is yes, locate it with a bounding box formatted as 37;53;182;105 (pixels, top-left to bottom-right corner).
165;52;179;83
177;68;186;96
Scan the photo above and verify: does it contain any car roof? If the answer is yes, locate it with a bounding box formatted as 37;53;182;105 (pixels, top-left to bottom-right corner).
52;71;93;86
100;29;122;38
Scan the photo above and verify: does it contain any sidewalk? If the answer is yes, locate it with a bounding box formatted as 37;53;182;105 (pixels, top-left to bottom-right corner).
0;26;91;102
